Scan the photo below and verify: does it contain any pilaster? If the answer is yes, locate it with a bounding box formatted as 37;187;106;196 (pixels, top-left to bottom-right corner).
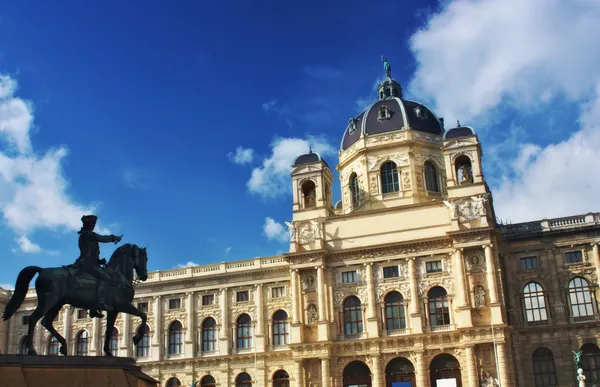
408;258;423;333
317;265;330;340
416;350;429;387
454;249;473;328
219;288;229;354
547;248;566;323
484;244;503;324
365;262;380;338
255;284;265;352
496;342;510;387
321;358;331;387
185;291;195;357
372;354;383;387
295;359;304;387
466;345;478;387
290;269;303;343
151;295;162;361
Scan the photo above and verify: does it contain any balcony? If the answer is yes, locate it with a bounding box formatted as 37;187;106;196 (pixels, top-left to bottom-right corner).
383;328;410;337
426;324;455;333
338;332;366;341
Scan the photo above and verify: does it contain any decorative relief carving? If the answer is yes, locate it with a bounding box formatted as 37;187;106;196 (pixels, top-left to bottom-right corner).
330;240;453;263
358;288;368;303
295;166;320;174
448;194;489;223
370;176;378;194
402;171;412;190
443;255;453;275
307;304;318;324
418;278;455;297
446;140;474;149
474;286;486;308
366;132;407;145
454;232;488;244
340;143;360;163
414;133;442;144
367;153;409;172
302;272;316;290
297;217;325;244
465;250;486;272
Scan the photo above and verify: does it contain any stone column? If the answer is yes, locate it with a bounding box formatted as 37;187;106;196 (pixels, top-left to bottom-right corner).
295;360;304;387
317;266;326;320
291;270;300;323
547;248;566;323
185;292;195;356
496;343;510;387
152;295;162;361
408;258;423;333
416;351;429;387
466;345;478;387
91;316;99;354
454;250;468;307
366;263;376;318
219;288;229;354
327;269;335;322
122;313;130;357
372;355;383;387
592;243;600;280
255;284;265;352
321;358;331;387
484;245;498;303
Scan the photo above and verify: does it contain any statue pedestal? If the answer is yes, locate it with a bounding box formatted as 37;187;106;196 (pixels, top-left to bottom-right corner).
0;355;158;387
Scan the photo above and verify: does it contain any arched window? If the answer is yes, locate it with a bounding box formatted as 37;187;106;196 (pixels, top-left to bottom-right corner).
523;282;549;323
107;327;119;356
166;377;181;387
272;310;289;346
384;291;406;331
380;161;400;193
273;370;290;387
424;161;440;192
532;348;557;387
350;173;360;207
135;324;150;358
168;321;184;355
428;287;450;326
343;296;363;335
236;372;252;387
301;180;317;208
568;277;595;318
581;343;600;384
200;375;216;387
236;314;252;349
76;331;89;356
202;317;217;352
18;336;28;355
455;155;473;185
47;336;60;356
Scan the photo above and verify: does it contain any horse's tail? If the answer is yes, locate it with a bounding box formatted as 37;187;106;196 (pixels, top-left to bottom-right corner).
2;266;42;321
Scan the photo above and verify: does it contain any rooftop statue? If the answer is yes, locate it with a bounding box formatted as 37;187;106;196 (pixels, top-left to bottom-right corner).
2;215;149;356
382;55;392;78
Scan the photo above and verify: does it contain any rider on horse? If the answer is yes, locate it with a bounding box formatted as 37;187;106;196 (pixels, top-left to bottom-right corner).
75;215;122;318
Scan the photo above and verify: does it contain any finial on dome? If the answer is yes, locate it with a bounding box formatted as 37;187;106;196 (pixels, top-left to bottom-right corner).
457;120;461;127
381;55;392;79
309;146;313;154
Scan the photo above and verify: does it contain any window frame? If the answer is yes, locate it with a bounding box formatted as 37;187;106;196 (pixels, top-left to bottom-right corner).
427;287;450;326
568;277;595;319
272;310;289;346
520;256;538;270
342;271;358;283
135;324;150;358
532;348;558;387
383;266;399;279
236;314;252;349
201;317;217;352
236;291;249;302
380;161;400;194
384;292;406;331
168;321;184;355
343;296;364;335
565;250;583;264
522;282;549;324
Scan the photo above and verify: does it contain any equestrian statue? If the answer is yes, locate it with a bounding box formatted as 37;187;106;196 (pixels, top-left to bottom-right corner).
2;215;149;356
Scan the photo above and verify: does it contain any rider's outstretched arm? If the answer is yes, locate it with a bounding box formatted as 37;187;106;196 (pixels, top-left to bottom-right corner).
93;233;120;243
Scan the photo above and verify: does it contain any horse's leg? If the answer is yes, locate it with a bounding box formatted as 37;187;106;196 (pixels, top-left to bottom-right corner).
41;305;67;356
25;291;56;355
103;311;117;356
118;303;147;345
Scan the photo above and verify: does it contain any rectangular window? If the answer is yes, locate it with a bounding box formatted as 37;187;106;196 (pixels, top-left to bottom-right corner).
77;309;87;319
168;298;181;310
520;256;538;270
202;295;214;306
565;251;583;264
21;315;29;326
426;260;443;273
272;287;285;298
236;291;249;302
137;302;148;313
342;271;358;283
383;266;399;278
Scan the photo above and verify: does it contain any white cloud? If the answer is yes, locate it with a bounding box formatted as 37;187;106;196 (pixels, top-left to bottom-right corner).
247;136;335;198
175;261;198;268
0;283;14;290
0;74;102;235
225;246;232;255
16;235;41;253
120;167;151;189
262;99;277;112
263;217;289;243
408;0;600;222
228;146;255;165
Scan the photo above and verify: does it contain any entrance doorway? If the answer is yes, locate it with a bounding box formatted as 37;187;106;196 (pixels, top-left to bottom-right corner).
430;354;462;387
385;357;416;387
343;361;372;387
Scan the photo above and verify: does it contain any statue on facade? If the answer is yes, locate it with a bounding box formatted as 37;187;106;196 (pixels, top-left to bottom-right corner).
307;304;318;324
381;55;392;78
459;163;473;184
2;215;149;357
573;350;583;370
284;222;296;242
577;368;586;387
480;371;499;387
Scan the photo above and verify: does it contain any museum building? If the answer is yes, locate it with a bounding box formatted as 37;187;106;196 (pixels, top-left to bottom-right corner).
1;69;600;387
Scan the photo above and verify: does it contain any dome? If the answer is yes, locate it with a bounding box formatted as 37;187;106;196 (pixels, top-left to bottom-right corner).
340;98;444;150
292;150;329;168
443;122;476;140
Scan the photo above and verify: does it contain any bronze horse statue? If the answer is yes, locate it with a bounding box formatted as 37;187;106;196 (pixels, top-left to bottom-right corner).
2;243;149;356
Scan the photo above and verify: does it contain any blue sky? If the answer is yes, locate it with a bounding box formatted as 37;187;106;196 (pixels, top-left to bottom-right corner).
1;0;599;287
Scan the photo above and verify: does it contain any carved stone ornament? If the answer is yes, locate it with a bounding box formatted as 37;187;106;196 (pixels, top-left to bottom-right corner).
454;194;489;223
465;251;486;272
302;273;316;290
366;132;407;145
307;304;318;324
446;140;474;149
295;166;320;174
370;176;378;194
358;288;368;303
298;217;325;244
403;171;412;190
367;153;409;172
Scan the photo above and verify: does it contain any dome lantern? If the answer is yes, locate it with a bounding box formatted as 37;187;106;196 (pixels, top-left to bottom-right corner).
378;56;403;100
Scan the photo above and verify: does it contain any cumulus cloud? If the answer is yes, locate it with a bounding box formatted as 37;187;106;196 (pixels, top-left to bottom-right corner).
175;261;198;268
0;283;14;291
228;146;255;165
263;217;289;243
247;136;335;198
408;0;600;222
225;246;232;255
0;74;103;236
16;235;41;253
120;167;151;189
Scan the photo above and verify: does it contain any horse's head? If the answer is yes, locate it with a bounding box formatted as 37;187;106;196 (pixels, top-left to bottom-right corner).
129;244;148;281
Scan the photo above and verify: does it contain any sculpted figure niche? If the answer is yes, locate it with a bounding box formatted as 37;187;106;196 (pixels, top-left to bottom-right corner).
2;215;149;357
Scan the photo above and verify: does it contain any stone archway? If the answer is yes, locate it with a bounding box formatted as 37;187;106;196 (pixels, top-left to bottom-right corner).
430;354;462;387
343;361;372;387
385;357;416;387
